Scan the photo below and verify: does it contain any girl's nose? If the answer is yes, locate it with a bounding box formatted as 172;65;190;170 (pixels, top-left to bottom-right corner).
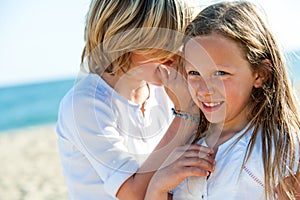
197;79;215;97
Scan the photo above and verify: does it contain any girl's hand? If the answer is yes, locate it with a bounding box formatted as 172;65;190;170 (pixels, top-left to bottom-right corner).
159;62;198;114
145;144;215;200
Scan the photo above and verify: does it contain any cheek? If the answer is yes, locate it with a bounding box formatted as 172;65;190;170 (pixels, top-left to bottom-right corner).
188;80;200;103
187;79;198;93
223;81;253;107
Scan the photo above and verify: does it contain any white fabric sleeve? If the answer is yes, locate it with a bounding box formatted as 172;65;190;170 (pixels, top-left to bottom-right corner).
56;89;140;197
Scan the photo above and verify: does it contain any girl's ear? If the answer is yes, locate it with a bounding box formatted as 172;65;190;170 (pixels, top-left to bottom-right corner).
253;59;272;88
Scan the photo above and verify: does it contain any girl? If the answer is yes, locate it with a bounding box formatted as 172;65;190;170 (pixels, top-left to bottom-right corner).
146;1;300;199
56;0;207;200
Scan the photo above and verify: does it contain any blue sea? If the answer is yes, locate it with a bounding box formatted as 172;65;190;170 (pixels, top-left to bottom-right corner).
0;50;299;132
0;78;75;132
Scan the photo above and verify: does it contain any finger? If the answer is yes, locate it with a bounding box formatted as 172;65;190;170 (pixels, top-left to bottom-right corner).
179;151;216;168
180;149;214;160
168;67;183;81
180;149;202;158
169;55;186;75
197;152;216;166
182;166;211;177
177;144;214;154
158;64;170;85
169;145;213;161
178;157;215;172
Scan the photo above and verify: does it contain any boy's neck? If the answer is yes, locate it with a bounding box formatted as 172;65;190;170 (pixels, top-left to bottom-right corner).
101;72;150;105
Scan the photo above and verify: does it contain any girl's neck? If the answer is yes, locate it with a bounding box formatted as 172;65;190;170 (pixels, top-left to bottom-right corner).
101;72;150;105
206;119;249;148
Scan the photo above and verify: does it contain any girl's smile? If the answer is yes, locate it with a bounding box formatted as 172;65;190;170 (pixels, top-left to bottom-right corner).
201;101;224;112
185;33;262;131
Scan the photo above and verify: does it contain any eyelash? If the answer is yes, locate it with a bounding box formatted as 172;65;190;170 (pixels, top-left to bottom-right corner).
214;71;227;76
187;70;228;76
187;71;200;76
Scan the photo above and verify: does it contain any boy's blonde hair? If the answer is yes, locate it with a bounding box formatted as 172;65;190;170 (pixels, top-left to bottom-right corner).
81;0;193;75
184;1;300;199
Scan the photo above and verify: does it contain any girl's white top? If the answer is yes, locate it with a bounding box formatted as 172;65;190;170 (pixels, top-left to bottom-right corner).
56;73;174;200
173;125;299;200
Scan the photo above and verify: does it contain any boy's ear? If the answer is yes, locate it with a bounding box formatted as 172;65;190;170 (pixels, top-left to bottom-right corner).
253;59;272;88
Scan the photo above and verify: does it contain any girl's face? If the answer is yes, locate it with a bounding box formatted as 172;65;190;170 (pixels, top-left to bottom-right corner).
185;33;260;129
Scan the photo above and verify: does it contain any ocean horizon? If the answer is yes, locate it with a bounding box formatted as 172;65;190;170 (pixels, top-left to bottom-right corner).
0;78;75;132
1;50;299;132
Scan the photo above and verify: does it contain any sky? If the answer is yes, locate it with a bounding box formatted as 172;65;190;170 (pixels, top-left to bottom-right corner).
0;0;300;87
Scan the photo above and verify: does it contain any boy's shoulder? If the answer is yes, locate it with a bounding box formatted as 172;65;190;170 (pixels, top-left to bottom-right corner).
59;73;112;111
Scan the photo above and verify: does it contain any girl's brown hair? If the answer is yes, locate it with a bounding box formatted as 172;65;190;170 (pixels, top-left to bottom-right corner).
184;1;300;199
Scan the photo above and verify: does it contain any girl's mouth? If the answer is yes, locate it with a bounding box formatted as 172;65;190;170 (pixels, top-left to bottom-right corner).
202;101;223;112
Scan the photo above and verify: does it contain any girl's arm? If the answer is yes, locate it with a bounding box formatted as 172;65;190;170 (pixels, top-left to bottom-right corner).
144;144;215;200
117;66;202;200
116;117;197;199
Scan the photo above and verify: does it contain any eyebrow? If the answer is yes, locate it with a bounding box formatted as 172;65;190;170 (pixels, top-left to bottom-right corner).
186;64;229;70
215;64;229;68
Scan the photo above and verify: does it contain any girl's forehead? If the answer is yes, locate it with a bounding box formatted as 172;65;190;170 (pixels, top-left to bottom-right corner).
184;34;249;71
185;34;243;55
185;34;236;49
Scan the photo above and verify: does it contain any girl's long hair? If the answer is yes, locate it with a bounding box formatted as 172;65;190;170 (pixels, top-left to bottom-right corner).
184;1;300;199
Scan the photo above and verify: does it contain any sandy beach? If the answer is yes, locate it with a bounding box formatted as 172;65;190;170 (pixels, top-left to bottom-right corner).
0;82;299;200
0;125;68;200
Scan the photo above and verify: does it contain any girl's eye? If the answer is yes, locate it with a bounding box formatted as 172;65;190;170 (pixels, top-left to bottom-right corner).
187;71;200;76
215;71;227;76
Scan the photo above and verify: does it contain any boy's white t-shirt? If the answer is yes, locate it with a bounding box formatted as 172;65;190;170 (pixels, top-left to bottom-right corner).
56;73;174;200
173;125;299;200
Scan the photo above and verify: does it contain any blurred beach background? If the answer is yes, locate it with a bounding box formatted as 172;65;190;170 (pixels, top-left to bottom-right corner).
0;0;299;199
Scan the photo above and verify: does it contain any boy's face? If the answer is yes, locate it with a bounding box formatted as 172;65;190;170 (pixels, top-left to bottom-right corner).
128;53;175;86
184;33;259;130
